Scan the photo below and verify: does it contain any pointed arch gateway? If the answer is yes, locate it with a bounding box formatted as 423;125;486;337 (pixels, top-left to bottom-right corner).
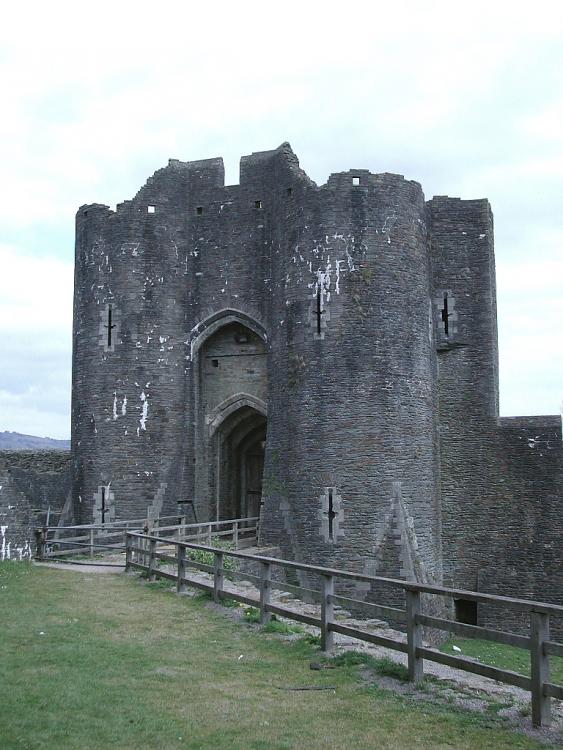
193;311;268;521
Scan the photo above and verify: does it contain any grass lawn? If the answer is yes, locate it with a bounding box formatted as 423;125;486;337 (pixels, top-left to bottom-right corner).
441;638;563;686
0;562;556;750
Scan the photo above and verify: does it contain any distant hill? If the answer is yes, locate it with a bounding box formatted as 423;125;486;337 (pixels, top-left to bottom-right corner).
0;431;70;451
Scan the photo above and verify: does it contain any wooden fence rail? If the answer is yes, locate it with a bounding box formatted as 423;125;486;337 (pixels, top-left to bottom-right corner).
35;516;260;561
125;531;563;728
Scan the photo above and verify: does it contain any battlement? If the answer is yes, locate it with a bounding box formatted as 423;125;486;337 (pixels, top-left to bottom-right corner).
78;144;437;226
76;203;113;218
498;415;562;444
427;194;492;223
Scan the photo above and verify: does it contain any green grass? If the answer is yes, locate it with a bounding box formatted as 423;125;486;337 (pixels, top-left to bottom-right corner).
0;561;556;750
330;652;409;681
242;607;305;634
441;638;563;685
261;619;304;635
187;540;238;573
243;605;261;623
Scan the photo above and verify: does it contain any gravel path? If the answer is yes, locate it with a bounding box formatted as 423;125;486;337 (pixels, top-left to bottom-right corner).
34;560;124;574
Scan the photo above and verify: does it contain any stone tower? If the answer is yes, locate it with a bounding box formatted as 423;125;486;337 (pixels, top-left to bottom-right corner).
72;143;562;609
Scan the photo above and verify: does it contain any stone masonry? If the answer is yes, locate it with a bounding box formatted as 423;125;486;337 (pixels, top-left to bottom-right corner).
0;451;71;560
69;143;561;630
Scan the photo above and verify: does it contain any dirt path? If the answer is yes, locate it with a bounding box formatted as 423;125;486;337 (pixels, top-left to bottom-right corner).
34;561;124;574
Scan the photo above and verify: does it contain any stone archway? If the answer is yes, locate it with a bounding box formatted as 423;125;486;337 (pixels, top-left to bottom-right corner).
194;318;268;520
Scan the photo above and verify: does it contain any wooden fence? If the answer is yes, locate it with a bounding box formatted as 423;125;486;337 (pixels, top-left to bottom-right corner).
35;516;259;561
125;530;563;728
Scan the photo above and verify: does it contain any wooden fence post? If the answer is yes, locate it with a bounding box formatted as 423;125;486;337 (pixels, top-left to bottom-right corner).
233;520;239;550
125;533;132;571
142;523;150;567
214;551;224;603
208;524;212;545
147;538;157;580
89;528;95;558
260;561;271;624
177;545;186;594
531;611;551;727
406;588;424;683
321;574;334;652
34;528;46;560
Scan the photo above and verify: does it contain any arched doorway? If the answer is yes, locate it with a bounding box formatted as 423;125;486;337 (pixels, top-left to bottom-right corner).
212;404;267;519
195;319;268;520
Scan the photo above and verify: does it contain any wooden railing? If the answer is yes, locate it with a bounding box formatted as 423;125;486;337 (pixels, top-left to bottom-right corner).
148;517;260;548
35;516;259;560
125;531;563;728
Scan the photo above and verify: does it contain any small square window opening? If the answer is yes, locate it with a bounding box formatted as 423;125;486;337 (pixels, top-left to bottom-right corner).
352;177;360;186
286;187;292;196
255;200;262;209
211;359;219;368
147;205;156;213
196;206;203;215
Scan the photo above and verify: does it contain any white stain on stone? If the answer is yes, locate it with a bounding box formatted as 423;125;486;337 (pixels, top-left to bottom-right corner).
335;260;343;294
344;246;356;271
121;396;127;416
139;391;149;433
382;215;397;245
112;393;118;421
1;525;7;561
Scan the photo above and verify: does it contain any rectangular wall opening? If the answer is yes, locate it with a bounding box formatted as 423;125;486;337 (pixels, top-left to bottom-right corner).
454;598;478;625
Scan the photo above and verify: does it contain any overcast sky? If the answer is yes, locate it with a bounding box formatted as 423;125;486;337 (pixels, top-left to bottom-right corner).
1;1;562;439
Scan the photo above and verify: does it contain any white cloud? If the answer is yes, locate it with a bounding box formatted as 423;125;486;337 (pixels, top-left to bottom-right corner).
497;249;563;415
0;245;72;437
0;245;73;334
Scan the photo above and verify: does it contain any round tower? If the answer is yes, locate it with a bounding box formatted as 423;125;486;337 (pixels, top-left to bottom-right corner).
260;167;442;591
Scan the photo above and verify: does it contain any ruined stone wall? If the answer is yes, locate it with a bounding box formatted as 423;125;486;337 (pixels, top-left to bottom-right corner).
72;143;562;616
436;416;562;633
73;145;444;587
72;160;212;522
260;165;443;596
477;418;562;637
429;196;562;628
429;194;500;592
0;451;71;560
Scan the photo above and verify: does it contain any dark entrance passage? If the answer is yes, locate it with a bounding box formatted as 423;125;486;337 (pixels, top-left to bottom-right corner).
213;405;267;520
244;442;265;518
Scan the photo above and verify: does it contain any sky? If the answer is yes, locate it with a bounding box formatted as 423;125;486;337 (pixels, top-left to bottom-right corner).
0;0;562;440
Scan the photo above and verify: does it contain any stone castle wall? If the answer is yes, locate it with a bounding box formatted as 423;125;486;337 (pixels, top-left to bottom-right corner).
70;143;561;616
72;145;445;590
0;451;71;560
